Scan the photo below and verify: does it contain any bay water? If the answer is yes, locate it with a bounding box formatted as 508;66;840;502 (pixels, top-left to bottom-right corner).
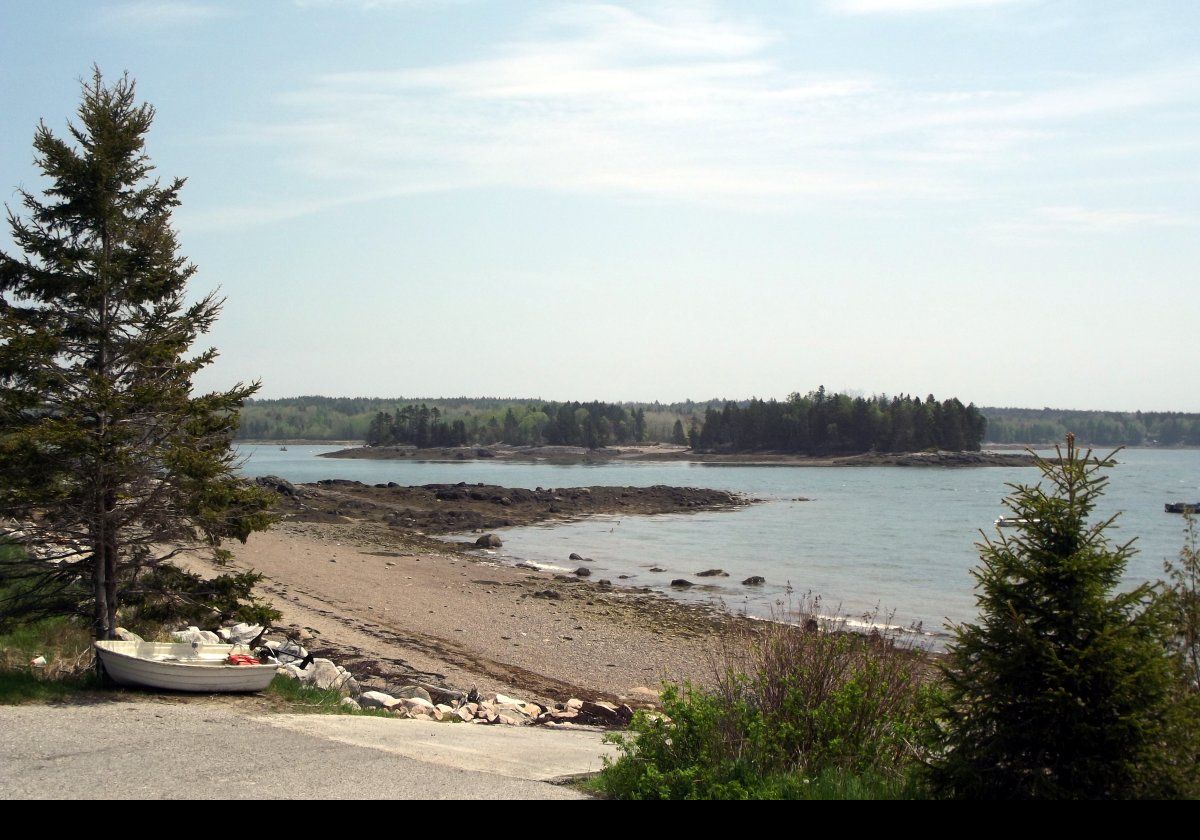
237;445;1199;643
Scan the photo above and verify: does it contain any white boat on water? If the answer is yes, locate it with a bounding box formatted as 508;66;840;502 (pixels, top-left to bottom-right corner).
94;640;278;692
995;516;1040;528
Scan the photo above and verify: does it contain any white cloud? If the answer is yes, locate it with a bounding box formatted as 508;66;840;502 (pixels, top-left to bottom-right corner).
215;2;1199;226
103;0;232;28
827;0;1027;14
990;205;1200;240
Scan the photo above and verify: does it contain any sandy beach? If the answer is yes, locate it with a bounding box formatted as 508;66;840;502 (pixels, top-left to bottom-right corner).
181;518;742;706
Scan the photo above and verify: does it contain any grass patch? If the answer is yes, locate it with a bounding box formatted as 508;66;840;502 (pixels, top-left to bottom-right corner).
0;669;100;704
264;675;391;717
0;615;100;704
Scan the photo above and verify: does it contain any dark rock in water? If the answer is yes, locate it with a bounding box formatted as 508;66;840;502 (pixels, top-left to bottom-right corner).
533;590;563;600
670;579;694;588
569;552;584;562
574;567;592;577
475;533;503;548
742;576;766;586
256;475;296;496
696;569;728;577
598;579;612;587
515;562;539;570
649;567;667;573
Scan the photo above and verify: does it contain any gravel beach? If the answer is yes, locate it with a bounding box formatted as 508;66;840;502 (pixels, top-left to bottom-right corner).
180;518;743;706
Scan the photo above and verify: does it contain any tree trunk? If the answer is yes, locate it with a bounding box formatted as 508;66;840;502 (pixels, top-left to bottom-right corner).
91;540;109;641
104;492;119;640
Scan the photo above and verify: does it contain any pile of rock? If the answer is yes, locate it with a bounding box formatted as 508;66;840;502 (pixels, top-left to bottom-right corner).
354;689;636;728
167;622;642;729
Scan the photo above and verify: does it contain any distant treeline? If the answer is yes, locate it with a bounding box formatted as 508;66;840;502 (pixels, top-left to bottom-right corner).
690;389;985;454
235;395;1200;450
983;407;1200;446
364;401;647;448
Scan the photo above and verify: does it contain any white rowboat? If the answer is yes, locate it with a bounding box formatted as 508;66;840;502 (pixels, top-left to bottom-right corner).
94;640;278;692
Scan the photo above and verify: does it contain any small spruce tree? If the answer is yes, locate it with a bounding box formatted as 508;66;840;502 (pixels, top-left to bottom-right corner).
928;435;1200;799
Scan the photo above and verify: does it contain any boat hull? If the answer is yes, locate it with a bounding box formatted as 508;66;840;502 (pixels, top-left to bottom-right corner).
94;641;278;692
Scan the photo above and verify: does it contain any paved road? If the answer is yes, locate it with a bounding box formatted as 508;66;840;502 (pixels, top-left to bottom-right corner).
0;702;616;799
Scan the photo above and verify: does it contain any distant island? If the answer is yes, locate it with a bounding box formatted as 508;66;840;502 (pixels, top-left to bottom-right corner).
235;392;1200;450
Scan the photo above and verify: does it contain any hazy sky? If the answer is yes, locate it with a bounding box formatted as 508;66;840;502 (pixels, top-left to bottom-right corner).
2;1;1197;410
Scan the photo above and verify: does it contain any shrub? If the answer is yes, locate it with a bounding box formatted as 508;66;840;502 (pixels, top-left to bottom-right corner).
597;607;936;800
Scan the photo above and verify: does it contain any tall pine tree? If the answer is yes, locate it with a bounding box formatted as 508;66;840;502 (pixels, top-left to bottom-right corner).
0;70;273;640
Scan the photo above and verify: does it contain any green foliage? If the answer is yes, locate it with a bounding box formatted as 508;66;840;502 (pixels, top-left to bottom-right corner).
0;669;100;704
0;613;99;702
928;437;1200;799
983;406;1200;446
119;564;281;629
694;388;986;455
238;396;694;444
0;70;275;640
596;619;935;800
1163;513;1200;689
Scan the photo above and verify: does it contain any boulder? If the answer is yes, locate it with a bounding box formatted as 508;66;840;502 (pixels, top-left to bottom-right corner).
569;552;584;562
670;579;694;588
171;626;220;645
395;685;433;703
302;658;352;694
255;475;296;496
114;627;143;643
742;576;766;586
423;684;467;706
218;622;264;644
579;700;621;725
339;697;361;712
574;567;592;577
696;569;728;577
264;640;309;665
358;691;398;710
275;663;304;681
475;534;503;548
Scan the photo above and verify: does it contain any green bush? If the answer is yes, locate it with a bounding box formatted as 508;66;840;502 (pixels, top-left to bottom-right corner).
596;616;936;800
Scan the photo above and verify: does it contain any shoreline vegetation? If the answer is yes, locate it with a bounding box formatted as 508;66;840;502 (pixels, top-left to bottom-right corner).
235;395;1200;449
316;443;1036;468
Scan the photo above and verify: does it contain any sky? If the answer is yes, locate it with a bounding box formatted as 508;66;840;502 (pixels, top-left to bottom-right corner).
1;0;1197;411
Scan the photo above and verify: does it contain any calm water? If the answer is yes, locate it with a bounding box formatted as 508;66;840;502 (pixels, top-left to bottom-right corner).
237;445;1200;641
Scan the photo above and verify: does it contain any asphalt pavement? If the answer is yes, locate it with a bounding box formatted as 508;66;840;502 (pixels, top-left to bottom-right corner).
0;701;616;799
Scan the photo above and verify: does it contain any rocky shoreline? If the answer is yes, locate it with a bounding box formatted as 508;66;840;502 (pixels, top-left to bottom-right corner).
175;478;766;714
254;476;750;536
318;443;1036;468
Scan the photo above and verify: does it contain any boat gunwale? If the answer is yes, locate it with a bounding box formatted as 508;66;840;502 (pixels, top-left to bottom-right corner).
94;640;277;672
